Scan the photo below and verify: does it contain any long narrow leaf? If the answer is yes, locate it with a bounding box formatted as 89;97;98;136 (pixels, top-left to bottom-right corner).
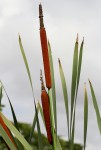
58;58;69;139
29;103;39;143
89;80;101;134
0;112;33;150
71;36;78;109
38;102;45;126
48;89;57;149
76;38;84;95
70;36;78;138
0;125;17;150
19;35;34;95
84;84;88;150
57;136;63;150
3;84;19;130
48;41;57;133
34;101;43;150
0;85;3;106
70;116;75;150
70;38;84;147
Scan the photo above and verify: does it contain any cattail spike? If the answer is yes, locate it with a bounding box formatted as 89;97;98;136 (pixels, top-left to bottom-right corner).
41;89;53;145
39;4;52;89
39;3;44;28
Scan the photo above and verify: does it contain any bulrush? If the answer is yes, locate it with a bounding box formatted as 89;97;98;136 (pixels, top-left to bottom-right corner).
40;70;53;145
0;116;16;149
39;3;52;89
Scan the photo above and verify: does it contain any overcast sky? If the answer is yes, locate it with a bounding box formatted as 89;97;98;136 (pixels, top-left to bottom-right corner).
0;0;101;149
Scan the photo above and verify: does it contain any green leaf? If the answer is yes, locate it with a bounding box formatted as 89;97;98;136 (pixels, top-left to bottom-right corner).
76;38;84;94
70;38;84;146
70;36;78;138
0;85;3;106
54;133;62;150
29;103;40;143
19;35;34;96
89;80;101;134
84;85;88;150
70;116;75;150
71;36;78;115
38;102;45;126
0;125;17;150
58;59;69;139
34;101;43;150
0;112;33;150
48;41;57;133
48;89;57;149
5;90;19;130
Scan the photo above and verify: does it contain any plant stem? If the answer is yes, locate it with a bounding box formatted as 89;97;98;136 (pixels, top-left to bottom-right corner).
48;89;57;150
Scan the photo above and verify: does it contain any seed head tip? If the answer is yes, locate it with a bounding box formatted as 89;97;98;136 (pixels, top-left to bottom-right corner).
39;3;44;28
40;70;45;91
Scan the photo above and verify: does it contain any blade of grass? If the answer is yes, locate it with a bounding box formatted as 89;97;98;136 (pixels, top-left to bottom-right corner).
19;35;34;97
70;38;84;147
58;58;69;140
48;41;57;133
48;89;57;149
34;101;43;150
89;80;101;134
1;81;19;131
29;103;40;143
70;35;78;139
84;84;88;150
38;101;45;126
0;125;17;150
76;38;84;95
70;115;75;150
0;85;3;106
0;112;33;150
57;136;63;150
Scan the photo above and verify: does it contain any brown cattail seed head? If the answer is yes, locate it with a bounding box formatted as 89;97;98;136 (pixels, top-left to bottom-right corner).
39;4;52;89
41;90;53;145
40;70;53;144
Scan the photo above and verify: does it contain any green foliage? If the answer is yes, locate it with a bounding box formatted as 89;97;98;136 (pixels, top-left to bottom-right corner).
89;80;101;134
84;85;88;150
48;41;57;133
0;84;5;111
58;59;69;139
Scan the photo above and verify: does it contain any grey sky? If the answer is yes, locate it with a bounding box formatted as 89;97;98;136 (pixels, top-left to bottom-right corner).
0;0;101;149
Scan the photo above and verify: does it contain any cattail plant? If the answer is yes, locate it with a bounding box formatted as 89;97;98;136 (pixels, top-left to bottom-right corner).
40;70;53;145
39;3;52;89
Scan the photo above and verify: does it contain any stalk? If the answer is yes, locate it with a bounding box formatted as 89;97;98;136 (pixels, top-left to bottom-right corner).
48;89;57;149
